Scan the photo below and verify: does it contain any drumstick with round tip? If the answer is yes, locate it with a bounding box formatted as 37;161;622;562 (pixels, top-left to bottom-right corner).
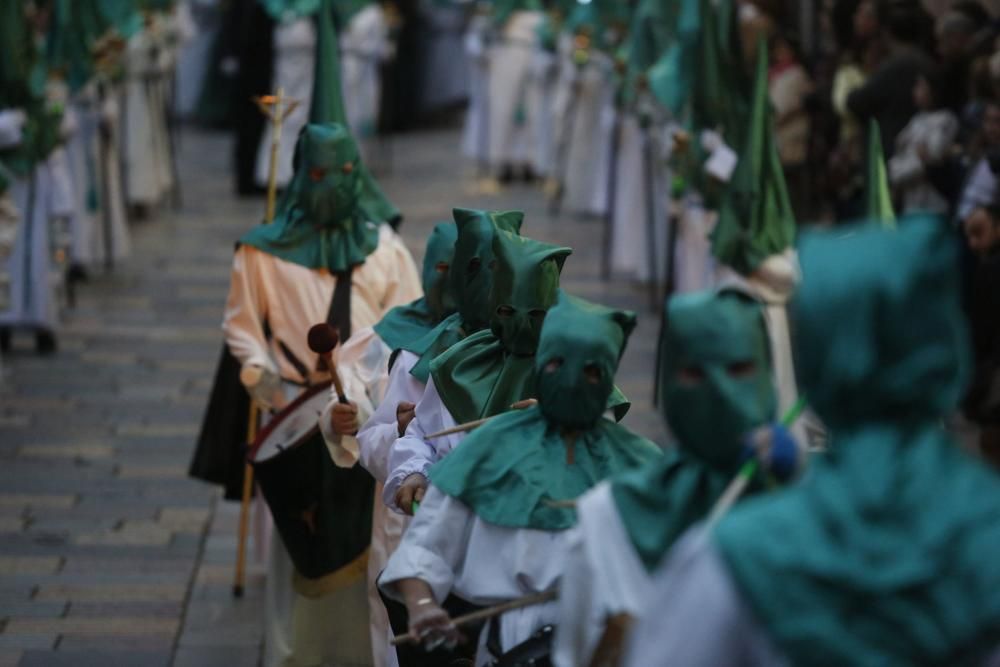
307;323;349;404
390;589;558;646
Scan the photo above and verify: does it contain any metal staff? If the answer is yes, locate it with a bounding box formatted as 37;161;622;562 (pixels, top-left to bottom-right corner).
233;88;299;598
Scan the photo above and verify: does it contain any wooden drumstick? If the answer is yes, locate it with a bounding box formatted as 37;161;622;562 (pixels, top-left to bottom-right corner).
425;399;537;439
390;589;558;646
307;323;349;404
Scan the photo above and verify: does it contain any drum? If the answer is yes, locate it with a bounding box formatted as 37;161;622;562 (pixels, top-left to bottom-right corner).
249;381;374;581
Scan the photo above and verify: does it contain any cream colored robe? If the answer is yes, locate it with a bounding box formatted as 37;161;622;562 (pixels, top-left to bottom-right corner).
222;225;420;667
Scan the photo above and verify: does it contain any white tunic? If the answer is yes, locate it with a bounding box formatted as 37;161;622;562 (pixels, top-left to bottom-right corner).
461;16;492;164
382;375;463;512
623;528;790;667
254;18;316;189
552;482;650;667
380;486;565;666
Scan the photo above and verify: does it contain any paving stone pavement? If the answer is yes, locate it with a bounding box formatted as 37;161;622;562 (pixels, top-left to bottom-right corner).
0;126;667;666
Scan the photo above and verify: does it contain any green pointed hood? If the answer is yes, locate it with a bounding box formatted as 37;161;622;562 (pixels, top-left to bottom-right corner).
46;0;107;93
712;40;796;276
535;291;636;430
408;208;525;382
98;0;143;37
373;222;458;353
646;0;699;115
865;120;897;228
308;0;400;226
611;290;776;571
430;294;658;531
238;123;380;272
716;217;1000;665
429;232;570;424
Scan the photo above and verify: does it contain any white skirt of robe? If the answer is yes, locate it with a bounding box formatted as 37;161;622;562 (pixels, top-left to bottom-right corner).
255;19;316;189
0;166;58;330
487;11;544;167
461;22;491;163
609;115;667;283
559;55;615;215
122;31;174;207
341;5;389;149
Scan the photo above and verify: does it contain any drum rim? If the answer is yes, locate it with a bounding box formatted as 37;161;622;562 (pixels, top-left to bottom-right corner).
247;380;333;464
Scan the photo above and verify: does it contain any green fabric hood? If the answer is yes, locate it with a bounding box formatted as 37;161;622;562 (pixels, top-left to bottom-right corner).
373;222;457;353
429;231;570;424
611;290;776;571
408;208;524;383
715;217;1000;665
238;123;380;272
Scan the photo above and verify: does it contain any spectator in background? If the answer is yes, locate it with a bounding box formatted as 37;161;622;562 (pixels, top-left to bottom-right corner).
770;34;813;217
956;99;1000;221
847;0;936;158
889;69;959;214
935;2;992;116
962;204;1000;470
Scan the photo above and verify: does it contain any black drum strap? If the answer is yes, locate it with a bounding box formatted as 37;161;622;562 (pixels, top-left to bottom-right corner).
316;269;354;372
329;270;354;338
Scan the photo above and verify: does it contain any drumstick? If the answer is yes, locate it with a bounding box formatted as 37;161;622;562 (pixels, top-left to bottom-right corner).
706;396;808;528
425;400;536;439
307;323;348;404
390;589;558;646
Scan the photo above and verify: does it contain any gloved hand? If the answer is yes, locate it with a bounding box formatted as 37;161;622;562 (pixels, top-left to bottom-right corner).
239;363;283;410
742;423;799;483
406;598;460;652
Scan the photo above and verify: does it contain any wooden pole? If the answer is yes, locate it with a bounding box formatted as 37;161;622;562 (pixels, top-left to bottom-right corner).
233;400;259;597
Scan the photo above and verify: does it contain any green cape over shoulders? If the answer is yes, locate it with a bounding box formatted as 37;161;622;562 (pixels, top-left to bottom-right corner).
430;405;661;531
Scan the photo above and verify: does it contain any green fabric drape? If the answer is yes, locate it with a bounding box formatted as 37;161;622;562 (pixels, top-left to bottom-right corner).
258;0;322;21
716;217;1000;665
712;40;796;275
431;406;660;531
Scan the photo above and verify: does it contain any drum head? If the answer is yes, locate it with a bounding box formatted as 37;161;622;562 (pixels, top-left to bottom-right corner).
250;381;333;463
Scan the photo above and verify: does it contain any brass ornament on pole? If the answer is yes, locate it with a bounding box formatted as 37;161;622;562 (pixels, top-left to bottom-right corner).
253;87;301;224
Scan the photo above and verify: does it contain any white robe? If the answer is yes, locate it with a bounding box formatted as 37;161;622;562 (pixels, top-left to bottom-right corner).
487;11;545;168
340;5;391;156
222;227;421;667
1;156;60;332
318;332;426;667
122;18;175;208
608;113;669;283
255;18;316;189
555;49;616;215
622;528;790;667
461;16;492;164
382;375;463;512
551;482;650;667
379;486;565;666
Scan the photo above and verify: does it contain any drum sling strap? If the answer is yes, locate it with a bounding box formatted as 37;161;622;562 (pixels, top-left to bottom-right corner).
272;269;354;383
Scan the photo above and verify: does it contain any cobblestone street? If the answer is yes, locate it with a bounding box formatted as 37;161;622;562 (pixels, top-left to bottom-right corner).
0;127;667;666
